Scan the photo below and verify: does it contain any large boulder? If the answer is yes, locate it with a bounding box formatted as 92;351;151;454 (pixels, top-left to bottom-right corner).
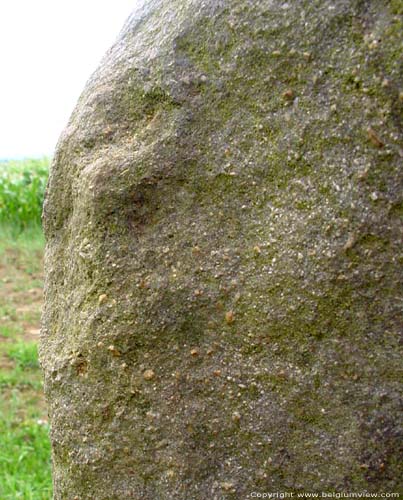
41;0;403;498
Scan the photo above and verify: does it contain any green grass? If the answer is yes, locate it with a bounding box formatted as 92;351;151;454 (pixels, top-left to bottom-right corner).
7;342;40;370
0;158;49;230
0;390;52;500
0;346;51;499
0;366;43;391
0;162;52;498
0;224;45;275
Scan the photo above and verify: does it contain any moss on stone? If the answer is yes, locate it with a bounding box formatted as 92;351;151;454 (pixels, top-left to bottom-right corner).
41;1;403;498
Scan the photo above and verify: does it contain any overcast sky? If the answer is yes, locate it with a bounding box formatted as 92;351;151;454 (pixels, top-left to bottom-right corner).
0;0;140;159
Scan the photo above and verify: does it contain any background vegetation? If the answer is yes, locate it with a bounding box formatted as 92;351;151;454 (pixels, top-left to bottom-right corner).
0;158;52;499
0;158;49;230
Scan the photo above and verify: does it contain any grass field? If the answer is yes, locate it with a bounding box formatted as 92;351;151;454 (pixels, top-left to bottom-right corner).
0;159;52;499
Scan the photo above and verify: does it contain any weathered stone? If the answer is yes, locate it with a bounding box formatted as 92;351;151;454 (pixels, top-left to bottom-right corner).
40;1;403;498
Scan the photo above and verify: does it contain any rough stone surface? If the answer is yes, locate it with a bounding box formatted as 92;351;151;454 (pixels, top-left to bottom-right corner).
40;1;403;498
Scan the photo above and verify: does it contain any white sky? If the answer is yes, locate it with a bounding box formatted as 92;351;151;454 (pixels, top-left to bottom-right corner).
0;0;140;159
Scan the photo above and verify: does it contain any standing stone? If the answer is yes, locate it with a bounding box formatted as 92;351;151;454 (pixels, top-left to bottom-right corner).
41;1;403;498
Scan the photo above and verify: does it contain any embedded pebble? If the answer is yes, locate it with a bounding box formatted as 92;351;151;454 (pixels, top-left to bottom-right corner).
225;311;235;324
98;294;108;304
143;369;155;381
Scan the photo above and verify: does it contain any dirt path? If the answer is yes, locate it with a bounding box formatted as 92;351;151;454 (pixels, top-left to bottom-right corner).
0;247;43;344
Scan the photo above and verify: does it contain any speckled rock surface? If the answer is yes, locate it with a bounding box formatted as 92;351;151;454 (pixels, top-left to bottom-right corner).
40;1;403;498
